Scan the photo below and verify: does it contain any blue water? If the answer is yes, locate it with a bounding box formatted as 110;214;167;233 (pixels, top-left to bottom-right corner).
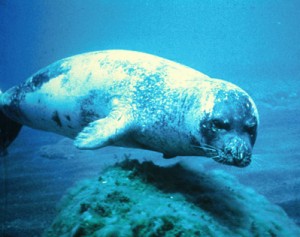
2;0;300;89
1;0;300;236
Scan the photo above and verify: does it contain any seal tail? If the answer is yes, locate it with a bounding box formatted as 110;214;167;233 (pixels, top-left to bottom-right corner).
0;89;22;156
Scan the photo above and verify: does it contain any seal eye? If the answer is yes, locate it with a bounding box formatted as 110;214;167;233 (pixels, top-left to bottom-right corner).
212;119;230;131
244;124;257;146
245;124;256;136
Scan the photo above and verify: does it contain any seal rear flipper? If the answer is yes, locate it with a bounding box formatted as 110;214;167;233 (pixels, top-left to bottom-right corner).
0;110;22;156
74;111;132;150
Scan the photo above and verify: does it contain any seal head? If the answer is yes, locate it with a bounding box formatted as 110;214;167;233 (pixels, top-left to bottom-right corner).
195;81;258;167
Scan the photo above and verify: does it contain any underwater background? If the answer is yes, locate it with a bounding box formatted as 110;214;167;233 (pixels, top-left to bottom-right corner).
1;0;300;236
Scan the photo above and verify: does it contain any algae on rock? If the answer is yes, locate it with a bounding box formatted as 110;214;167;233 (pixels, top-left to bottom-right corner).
44;160;300;237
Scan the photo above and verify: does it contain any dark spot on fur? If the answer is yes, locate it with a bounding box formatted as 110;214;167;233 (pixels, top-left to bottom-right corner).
86;72;93;82
31;71;50;88
80;109;99;127
79;90;102;126
28;61;71;91
61;77;69;86
52;111;62;127
127;67;134;74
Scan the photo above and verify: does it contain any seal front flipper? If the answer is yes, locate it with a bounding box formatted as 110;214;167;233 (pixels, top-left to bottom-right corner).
74;111;132;150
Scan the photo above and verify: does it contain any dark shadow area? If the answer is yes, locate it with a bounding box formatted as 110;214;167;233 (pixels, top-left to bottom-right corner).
120;160;246;228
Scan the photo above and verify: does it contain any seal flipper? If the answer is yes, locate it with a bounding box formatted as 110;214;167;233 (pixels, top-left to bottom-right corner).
0;110;22;156
74;110;132;150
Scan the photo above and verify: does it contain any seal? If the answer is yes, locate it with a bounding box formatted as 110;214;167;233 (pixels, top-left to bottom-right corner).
0;50;259;167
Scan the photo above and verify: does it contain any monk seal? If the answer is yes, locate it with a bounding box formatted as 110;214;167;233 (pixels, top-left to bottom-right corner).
0;50;259;167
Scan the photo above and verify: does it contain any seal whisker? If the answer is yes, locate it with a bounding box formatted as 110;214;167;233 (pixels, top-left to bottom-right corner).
200;143;218;150
192;145;217;152
192;143;220;152
250;154;265;169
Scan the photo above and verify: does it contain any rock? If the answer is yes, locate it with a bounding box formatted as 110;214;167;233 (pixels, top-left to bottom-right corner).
44;159;300;237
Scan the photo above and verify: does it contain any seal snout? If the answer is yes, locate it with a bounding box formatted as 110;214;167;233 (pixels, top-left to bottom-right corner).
218;136;252;167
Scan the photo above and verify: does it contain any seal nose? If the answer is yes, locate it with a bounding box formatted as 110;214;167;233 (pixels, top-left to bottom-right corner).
224;137;252;167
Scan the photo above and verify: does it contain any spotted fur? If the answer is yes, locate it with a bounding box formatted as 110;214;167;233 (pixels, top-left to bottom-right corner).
0;50;259;166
